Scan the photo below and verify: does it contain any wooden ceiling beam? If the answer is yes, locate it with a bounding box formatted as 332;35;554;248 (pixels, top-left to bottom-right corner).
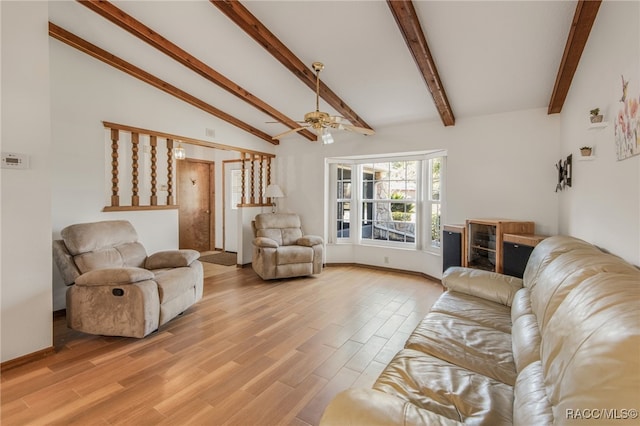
77;0;316;142
548;0;601;114
210;0;374;132
387;0;455;126
49;22;277;145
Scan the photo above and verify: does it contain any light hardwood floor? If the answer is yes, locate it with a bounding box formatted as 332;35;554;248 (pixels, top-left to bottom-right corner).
1;263;443;426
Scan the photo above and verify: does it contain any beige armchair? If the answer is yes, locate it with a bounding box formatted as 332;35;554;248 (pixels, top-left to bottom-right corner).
53;220;203;338
252;213;323;280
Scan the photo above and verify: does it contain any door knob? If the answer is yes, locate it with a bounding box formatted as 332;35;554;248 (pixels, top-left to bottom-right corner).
205;210;211;214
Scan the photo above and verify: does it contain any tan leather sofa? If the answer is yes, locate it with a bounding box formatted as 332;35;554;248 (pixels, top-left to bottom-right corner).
53;220;203;338
252;213;323;280
320;235;640;425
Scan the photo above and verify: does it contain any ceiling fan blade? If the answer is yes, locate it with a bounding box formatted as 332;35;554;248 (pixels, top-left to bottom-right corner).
334;123;375;136
272;126;309;140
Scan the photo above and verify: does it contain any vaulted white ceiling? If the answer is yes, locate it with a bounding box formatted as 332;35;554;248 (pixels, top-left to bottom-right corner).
48;1;581;145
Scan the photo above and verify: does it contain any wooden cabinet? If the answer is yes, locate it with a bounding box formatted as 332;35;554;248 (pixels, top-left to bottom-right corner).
466;219;534;274
503;233;547;278
442;224;466;272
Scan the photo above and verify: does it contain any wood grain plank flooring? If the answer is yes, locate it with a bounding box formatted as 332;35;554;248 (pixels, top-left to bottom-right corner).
1;263;442;425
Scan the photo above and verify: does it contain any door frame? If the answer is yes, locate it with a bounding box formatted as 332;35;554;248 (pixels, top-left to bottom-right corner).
222;159;243;252
177;157;215;251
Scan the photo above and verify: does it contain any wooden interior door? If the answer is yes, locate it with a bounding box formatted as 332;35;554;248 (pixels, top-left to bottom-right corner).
177;159;214;251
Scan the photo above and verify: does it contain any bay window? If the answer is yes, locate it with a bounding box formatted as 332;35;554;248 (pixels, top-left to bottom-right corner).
329;152;445;251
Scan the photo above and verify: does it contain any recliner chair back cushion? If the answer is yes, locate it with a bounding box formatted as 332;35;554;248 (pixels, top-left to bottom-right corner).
254;213;303;246
61;220;147;274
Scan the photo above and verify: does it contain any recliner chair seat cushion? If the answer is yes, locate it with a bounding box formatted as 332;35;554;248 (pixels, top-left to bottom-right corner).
277;245;313;265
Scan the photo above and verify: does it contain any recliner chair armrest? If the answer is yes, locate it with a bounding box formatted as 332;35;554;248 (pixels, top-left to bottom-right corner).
253;237;279;248
297;235;323;247
75;267;154;287
442;266;523;307
145;249;199;269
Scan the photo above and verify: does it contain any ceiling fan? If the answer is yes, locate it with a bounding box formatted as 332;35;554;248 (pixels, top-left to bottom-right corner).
272;62;375;143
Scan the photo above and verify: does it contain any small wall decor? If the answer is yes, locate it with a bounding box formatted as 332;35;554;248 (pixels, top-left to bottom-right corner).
590;108;603;123
555;154;572;192
614;75;640;161
580;146;593;156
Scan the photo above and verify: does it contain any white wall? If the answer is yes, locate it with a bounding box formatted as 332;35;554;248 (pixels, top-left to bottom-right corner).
49;14;272;310
275;107;560;279
559;0;640;265
1;1;53;362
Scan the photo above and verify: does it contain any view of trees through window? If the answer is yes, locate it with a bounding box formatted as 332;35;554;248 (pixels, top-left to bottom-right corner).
361;161;417;243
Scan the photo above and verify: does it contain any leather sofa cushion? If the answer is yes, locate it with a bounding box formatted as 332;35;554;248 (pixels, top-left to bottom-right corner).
320;388;464;426
276;245;313;265
511;313;541;373
374;349;514;425
443;267;523;307
513;361;553;425
406;311;516;386
154;267;198;303
531;249;638;332
511;287;533;323
522;235;598;291
431;291;512;334
541;273;640;419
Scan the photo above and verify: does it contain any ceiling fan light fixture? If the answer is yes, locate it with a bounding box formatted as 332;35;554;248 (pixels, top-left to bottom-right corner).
321;128;334;145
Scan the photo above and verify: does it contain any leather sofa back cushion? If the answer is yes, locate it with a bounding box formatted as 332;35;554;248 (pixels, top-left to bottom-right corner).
61;220;139;255
522;235;597;291
74;242;147;274
541;273;640;416
531;249;638;332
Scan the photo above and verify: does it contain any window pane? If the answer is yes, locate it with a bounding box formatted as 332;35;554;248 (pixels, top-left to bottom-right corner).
337;200;348;234
431;158;441;201
337;182;351;199
431;203;441;247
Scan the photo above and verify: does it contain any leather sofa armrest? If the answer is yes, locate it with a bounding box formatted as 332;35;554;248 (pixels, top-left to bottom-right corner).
253;237;279;248
75;267;154;287
297;235;324;247
145;249;199;269
442;266;523;307
320;388;464;426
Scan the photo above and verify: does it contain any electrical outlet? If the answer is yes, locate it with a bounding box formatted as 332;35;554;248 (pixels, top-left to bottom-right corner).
205;128;215;138
384;256;389;264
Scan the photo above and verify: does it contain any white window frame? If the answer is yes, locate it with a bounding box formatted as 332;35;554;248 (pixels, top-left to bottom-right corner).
327;151;446;252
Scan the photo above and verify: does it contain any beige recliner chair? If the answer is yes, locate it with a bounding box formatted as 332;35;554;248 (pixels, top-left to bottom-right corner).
252;213;324;280
53;220;203;338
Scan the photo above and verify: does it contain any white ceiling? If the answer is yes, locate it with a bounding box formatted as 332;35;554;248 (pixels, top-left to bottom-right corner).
48;0;578;143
